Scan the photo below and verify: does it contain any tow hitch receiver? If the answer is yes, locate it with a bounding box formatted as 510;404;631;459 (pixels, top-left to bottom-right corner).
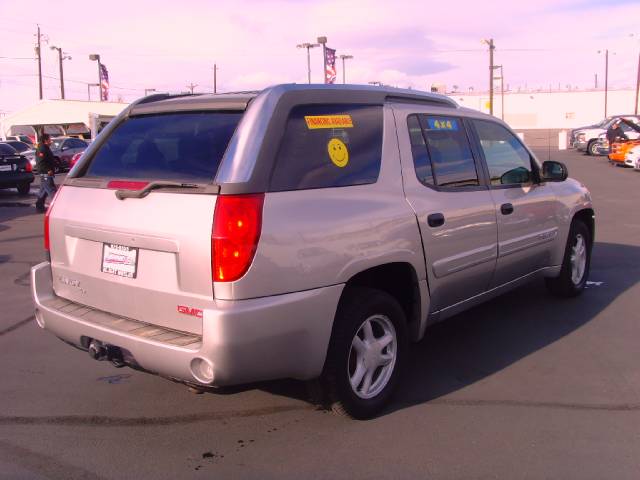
88;339;126;367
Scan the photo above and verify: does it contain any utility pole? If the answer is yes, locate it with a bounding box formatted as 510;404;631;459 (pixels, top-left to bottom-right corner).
635;51;640;115
604;49;609;117
213;64;217;93
594;73;598;89
487;39;495;115
35;25;43;100
50;46;70;99
317;36;328;84
186;83;198;94
339;54;353;84
297;43;320;84
493;65;505;121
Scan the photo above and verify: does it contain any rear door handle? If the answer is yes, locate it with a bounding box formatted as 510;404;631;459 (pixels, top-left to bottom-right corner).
427;213;445;228
501;203;514;215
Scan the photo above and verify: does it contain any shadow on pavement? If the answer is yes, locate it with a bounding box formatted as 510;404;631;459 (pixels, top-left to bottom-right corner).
236;242;639;415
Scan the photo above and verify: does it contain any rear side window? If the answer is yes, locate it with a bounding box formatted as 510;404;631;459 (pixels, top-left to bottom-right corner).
269;104;382;191
410;115;479;188
84;112;242;181
407;115;434;186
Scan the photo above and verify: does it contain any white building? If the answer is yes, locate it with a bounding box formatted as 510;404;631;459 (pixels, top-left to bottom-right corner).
448;88;639;129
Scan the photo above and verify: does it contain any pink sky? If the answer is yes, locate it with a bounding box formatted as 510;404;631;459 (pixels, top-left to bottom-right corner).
1;0;639;114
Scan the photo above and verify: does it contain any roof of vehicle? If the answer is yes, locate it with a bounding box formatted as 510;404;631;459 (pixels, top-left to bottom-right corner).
129;84;458;116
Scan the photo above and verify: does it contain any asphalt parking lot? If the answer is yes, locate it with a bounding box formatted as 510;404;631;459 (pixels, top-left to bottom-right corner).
1;149;639;480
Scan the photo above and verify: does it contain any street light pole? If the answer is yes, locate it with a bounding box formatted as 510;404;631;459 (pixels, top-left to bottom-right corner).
89;54;102;101
317;36;328;84
339;54;353;84
297;43;319;83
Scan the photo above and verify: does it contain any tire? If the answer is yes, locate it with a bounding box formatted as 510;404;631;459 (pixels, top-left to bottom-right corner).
587;140;599;156
322;287;408;419
545;220;591;297
16;183;30;196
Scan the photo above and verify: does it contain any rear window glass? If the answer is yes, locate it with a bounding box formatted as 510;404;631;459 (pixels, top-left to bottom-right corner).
269;104;383;191
84;112;242;181
0;144;17;155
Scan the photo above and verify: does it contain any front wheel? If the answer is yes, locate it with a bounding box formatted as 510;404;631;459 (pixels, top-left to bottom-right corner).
322;287;408;419
545;220;591;297
587;140;600;156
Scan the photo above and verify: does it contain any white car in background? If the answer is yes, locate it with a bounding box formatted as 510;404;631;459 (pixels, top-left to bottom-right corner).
624;144;640;170
573;116;640;155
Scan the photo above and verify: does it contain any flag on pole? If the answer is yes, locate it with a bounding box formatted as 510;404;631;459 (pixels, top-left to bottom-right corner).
100;64;110;101
325;47;336;84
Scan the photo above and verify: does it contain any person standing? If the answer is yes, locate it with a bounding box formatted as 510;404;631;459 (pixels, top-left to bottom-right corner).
35;134;58;213
606;119;628;154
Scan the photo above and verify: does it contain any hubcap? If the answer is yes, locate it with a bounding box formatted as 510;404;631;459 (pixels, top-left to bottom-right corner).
348;314;397;399
570;233;587;285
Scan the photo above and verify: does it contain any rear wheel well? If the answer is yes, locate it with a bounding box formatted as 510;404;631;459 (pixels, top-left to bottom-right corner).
341;263;421;341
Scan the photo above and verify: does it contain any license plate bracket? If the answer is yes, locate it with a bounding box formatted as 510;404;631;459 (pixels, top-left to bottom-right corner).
101;243;139;278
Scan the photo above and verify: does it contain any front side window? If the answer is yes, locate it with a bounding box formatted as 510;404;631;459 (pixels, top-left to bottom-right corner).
269;104;383;191
413;115;479;188
84;112;243;181
473;119;533;186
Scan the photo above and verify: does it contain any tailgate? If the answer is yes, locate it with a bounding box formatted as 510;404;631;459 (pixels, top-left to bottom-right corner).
49;186;216;334
46;109;245;335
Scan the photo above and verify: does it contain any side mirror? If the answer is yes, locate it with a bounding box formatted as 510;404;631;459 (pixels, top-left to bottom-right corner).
541;160;568;182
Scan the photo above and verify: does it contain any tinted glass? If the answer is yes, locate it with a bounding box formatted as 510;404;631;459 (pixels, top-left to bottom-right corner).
6;141;30;153
473;120;532;186
407;115;434;186
68;138;87;148
51;139;64;150
419;116;479;188
270;104;382;191
84;112;242;181
0;144;17;155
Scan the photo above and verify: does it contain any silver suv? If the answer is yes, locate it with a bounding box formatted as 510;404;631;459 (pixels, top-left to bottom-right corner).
31;84;594;419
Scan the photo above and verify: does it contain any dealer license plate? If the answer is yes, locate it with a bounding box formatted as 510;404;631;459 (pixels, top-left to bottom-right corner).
101;243;139;278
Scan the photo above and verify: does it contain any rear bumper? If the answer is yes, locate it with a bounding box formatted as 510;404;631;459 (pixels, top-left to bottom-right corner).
32;262;343;386
0;172;34;187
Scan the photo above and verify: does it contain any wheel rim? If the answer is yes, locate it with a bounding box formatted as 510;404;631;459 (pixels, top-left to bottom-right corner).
347;314;397;400
570;233;587;285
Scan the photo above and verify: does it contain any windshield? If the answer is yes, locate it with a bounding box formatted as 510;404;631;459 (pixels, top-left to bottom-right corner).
83;111;243;182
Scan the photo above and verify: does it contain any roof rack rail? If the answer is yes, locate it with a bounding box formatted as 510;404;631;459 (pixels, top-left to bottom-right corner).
135;92;202;106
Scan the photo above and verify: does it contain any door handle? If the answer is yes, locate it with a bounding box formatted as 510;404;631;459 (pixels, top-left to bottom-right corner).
427;213;445;228
501;203;514;215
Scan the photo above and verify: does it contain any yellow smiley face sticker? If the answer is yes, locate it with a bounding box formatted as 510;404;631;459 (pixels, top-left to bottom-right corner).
327;138;349;168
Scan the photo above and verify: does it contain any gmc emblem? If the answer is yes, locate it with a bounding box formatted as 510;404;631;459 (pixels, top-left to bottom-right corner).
177;305;203;318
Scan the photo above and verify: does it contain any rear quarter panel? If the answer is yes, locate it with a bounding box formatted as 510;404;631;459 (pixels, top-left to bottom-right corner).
214;106;426;300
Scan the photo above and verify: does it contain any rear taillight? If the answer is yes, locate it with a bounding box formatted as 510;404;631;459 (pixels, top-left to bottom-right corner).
212;194;264;282
44;186;63;251
24;161;33;172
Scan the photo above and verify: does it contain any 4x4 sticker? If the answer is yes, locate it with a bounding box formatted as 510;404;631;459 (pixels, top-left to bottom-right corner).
305;115;353;129
427;118;458;131
327;138;349;168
